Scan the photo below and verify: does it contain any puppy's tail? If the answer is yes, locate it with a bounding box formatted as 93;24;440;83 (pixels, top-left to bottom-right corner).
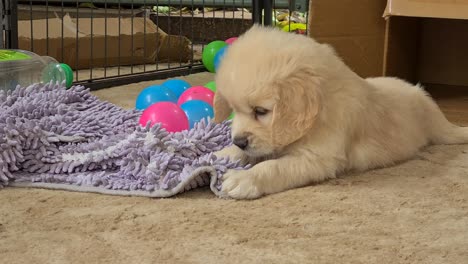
432;125;468;145
426;98;468;145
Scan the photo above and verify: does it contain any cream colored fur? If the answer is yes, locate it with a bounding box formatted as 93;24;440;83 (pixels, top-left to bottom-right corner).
213;25;468;200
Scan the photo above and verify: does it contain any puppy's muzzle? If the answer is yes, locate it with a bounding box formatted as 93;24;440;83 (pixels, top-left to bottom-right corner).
233;137;249;150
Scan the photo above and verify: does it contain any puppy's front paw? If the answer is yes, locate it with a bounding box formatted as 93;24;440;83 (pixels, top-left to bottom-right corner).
221;169;262;200
214;146;248;165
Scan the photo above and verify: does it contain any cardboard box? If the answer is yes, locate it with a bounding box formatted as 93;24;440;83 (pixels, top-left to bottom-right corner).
308;0;468;88
18;15;191;70
383;0;468;87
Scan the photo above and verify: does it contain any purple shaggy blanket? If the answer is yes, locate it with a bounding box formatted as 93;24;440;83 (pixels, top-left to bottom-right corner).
0;82;248;197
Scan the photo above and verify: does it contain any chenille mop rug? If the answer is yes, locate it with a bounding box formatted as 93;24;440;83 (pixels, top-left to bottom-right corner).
0;82;249;197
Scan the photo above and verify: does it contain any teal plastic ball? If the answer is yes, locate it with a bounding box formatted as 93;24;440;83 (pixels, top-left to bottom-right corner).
135;85;177;110
161;79;191;98
180;100;214;129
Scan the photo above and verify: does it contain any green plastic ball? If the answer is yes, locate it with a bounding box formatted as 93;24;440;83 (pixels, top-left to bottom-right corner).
202;41;227;73
204;81;216;93
227;112;235;120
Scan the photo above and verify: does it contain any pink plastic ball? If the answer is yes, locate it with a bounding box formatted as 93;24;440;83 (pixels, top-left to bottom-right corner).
225;37;238;45
177;86;215;106
139;102;189;132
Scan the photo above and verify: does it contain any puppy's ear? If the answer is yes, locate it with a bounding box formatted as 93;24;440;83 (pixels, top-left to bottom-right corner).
213;92;232;123
271;70;322;146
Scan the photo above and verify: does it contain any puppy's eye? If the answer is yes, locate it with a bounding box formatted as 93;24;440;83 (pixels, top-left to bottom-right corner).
253;107;269;118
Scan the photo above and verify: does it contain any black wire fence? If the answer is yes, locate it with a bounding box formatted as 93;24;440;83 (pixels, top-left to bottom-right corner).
2;0;308;89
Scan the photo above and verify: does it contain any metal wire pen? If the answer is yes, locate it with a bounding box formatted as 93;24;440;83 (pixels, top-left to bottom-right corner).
1;0;307;89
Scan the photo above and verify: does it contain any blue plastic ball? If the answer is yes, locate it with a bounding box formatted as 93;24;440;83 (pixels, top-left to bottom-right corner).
161;79;191;98
135;85;177;110
214;46;228;72
180;100;214;129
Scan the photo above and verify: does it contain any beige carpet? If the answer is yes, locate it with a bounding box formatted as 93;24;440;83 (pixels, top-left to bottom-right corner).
1;73;467;264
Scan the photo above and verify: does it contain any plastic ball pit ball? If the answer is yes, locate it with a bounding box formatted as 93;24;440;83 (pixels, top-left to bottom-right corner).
180;100;214;129
135;85;177;110
214;46;228;72
161;79;191;98
139;102;189;132
225;37;238;45
177;86;215;106
204;81;216;93
202;40;227;73
228;112;235;120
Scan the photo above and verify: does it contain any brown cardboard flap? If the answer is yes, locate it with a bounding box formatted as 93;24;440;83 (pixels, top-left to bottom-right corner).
18;15;191;70
74;15;166;37
308;0;388;77
384;0;468;19
317;35;386;78
309;0;386;37
157;35;192;63
18;16;83;40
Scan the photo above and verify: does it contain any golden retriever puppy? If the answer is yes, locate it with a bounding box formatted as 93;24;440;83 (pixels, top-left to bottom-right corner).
213;25;468;200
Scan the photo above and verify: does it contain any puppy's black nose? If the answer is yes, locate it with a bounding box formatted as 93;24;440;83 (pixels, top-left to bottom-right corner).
233;137;249;150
